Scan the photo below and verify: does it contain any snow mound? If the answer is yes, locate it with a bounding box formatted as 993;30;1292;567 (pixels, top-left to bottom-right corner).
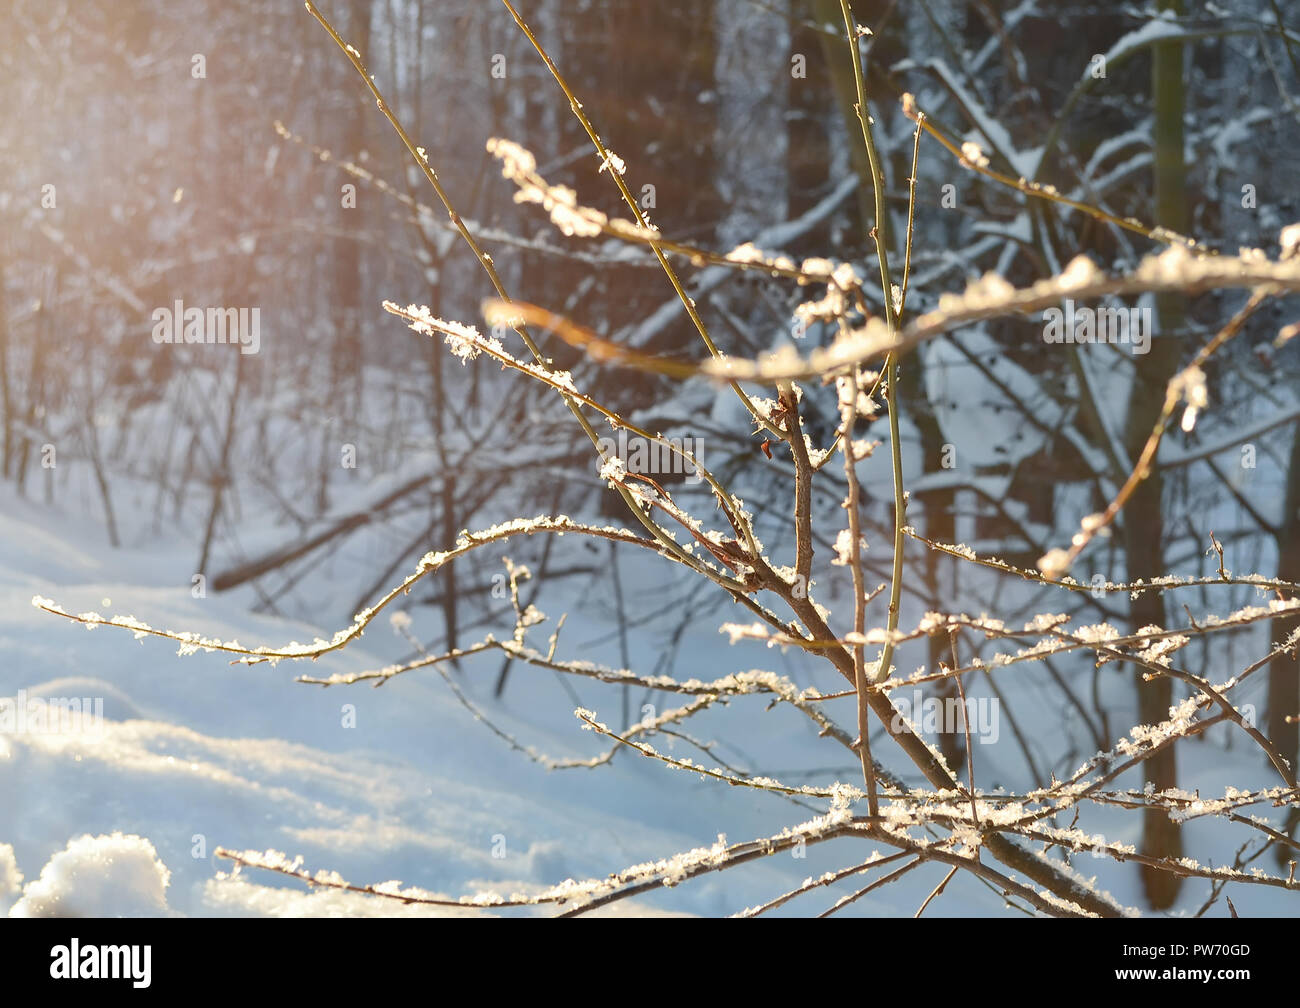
10;832;171;917
0;844;21;914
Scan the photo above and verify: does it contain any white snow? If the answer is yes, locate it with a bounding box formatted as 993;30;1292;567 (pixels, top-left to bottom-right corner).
9;833;171;918
0;482;849;917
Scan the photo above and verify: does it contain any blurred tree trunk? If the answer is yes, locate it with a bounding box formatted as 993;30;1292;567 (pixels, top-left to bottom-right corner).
899;363;963;772
1269;423;1300;857
567;0;722;524
809;0;875;237
316;0;371;513
787;1;830;224
330;0;369;391
566;0;721;365
803;0;972;766
1125;0;1186;910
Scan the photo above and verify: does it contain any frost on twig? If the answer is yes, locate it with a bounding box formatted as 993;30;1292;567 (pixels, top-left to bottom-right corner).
699;245;1300;383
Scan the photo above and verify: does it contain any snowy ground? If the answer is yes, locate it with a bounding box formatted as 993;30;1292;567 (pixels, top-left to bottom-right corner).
1;472;1293;917
0;478;882;916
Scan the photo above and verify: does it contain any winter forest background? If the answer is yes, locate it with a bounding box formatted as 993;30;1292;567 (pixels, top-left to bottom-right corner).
2;0;1300;917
